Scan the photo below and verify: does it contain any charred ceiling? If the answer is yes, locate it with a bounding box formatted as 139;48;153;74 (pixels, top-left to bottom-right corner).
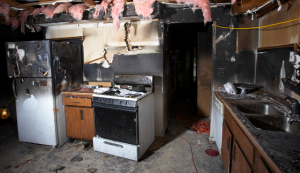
0;0;289;35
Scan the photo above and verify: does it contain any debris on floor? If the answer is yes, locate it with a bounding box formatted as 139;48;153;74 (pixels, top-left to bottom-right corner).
49;165;65;172
4;165;11;170
70;155;83;162
87;168;97;173
197;138;201;145
83;142;93;151
15;159;33;168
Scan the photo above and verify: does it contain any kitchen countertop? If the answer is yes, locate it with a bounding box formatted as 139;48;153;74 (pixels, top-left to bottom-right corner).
61;88;95;97
215;90;300;173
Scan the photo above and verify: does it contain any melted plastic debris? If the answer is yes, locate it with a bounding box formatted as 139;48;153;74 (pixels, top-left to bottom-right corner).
0;2;9;22
31;5;45;18
53;3;72;14
69;3;90;22
42;5;56;19
5;17;13;25
111;0;125;31
19;11;30;34
133;0;155;19
93;0;110;19
176;0;212;25
11;16;21;30
35;26;41;32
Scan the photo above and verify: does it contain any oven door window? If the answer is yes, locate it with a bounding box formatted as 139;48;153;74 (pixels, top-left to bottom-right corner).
94;103;138;145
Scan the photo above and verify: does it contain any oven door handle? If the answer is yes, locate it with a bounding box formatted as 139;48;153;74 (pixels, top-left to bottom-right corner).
104;141;123;148
93;103;137;112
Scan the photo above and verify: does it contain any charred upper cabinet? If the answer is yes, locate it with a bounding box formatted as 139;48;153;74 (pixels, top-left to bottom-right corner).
6;41;52;78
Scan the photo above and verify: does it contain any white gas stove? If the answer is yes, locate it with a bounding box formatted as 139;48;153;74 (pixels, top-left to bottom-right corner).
93;75;155;161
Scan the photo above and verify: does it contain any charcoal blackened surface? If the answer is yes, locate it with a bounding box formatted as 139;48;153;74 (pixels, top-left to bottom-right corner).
216;90;300;173
30;2;160;24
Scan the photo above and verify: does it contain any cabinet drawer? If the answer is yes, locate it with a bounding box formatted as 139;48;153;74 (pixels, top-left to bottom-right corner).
63;97;92;107
93;137;138;161
224;108;254;164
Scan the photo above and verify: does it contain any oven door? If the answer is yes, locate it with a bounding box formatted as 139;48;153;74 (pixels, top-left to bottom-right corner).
93;103;138;145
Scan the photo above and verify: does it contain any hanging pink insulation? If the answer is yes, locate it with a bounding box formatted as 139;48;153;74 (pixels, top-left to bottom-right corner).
11;16;21;31
0;2;10;22
176;0;212;25
232;0;236;4
69;3;89;22
19;11;30;34
31;5;45;18
93;1;110;19
133;0;155;19
5;17;13;25
42;5;56;19
53;3;72;14
111;0;125;31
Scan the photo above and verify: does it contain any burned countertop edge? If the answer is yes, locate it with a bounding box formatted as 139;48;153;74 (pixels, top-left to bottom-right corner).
62;88;95;97
215;91;300;173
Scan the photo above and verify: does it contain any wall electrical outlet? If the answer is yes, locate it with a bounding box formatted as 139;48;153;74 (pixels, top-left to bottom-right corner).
218;68;226;76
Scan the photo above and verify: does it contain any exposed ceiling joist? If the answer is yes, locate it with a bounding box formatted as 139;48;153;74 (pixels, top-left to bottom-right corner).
14;0;60;7
82;0;96;5
10;0;96;8
1;0;35;11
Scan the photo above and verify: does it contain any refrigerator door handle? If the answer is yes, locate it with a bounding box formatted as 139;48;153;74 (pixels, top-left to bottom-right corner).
11;58;20;77
12;78;17;98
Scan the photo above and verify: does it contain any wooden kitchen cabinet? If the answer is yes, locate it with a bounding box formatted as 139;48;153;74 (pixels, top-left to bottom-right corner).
65;106;95;141
256;157;272;173
222;107;274;173
231;140;252;173
62;95;95;141
221;121;233;173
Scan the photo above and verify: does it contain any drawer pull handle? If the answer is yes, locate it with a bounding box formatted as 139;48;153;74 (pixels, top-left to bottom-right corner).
104;141;123;148
73;102;80;103
80;110;83;120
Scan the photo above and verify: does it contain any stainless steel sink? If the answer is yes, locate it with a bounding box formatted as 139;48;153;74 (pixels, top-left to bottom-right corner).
236;104;284;115
245;115;300;133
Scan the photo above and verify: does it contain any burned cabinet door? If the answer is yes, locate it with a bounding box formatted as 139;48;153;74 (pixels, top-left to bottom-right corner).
65;106;95;141
221;120;233;173
231;140;252;173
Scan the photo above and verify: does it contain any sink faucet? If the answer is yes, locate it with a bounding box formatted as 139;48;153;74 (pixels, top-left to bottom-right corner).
263;93;300;116
288;115;300;124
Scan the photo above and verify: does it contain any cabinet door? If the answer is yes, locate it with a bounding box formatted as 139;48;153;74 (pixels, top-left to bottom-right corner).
65;106;95;140
256;157;272;173
231;140;252;173
221;120;233;173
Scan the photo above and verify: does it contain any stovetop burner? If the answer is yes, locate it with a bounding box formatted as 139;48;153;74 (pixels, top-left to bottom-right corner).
103;90;121;95
95;88;143;99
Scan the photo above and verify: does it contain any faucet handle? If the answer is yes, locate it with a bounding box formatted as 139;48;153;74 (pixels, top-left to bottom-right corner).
288;115;300;124
280;94;299;104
